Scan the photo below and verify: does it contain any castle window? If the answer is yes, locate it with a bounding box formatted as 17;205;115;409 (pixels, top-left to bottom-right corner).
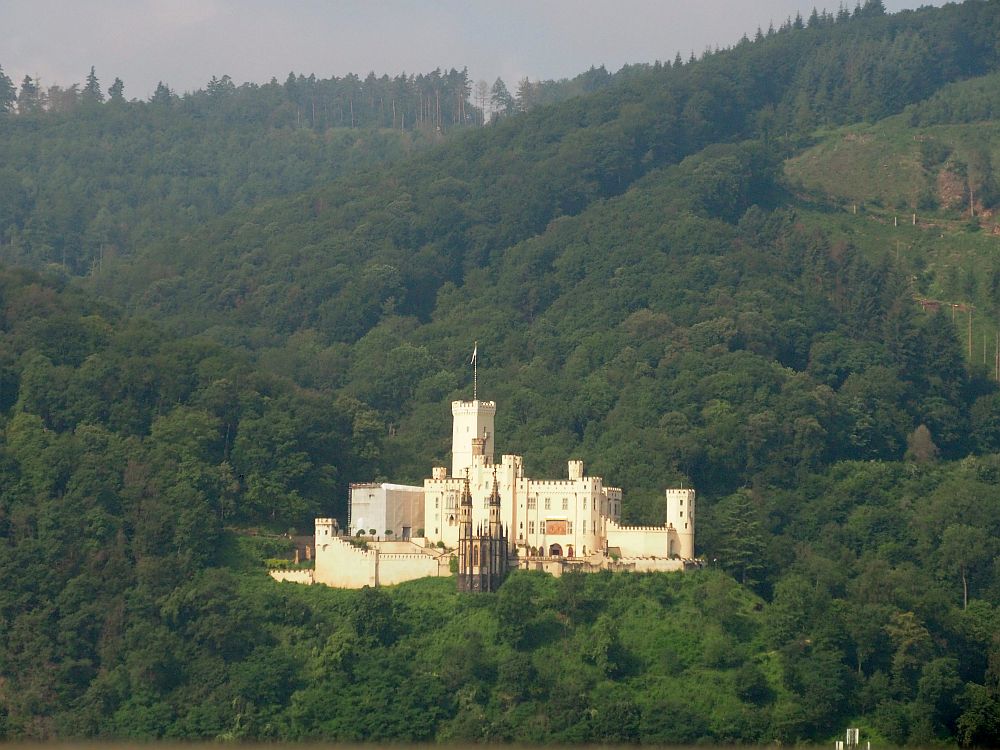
562;498;568;510
567;521;573;534
528;521;535;534
544;498;551;510
527;497;536;509
582;520;587;534
680;511;683;517
583;497;588;510
435;498;439;509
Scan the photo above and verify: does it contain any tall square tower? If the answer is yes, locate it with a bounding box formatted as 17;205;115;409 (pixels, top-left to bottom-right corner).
451;399;496;477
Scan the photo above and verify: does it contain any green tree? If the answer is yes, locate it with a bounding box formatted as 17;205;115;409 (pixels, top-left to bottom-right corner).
231;408;312;523
17;75;40;113
938;524;991;609
490;78;514;117
82;66;104;104
715;490;768;586
108;77;125;102
150;81;173;104
0;64;15;113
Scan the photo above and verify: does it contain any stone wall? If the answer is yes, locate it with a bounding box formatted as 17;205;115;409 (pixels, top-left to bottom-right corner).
312;536;448;588
315;536;378;588
605;519;671;557
268;569;315;584
377;552;445;585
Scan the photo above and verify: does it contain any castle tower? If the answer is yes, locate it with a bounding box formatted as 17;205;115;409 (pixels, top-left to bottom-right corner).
665;489;696;559
452;399;496;477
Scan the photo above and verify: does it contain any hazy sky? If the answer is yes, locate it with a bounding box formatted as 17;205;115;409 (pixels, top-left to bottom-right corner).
4;0;943;99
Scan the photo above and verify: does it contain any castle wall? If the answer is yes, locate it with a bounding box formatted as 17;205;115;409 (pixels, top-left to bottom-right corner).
606;519;671;558
627;557;686;573
332;399;699;589
376;552;444;585
311;532;448;588
269;569;314;584
315;536;378;588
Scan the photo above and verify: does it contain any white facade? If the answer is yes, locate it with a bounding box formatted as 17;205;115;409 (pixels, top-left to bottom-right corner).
451;399;495;477
424;458;622;558
421;398;686;561
305;517;449;588
332;397;696;581
348;483;425;540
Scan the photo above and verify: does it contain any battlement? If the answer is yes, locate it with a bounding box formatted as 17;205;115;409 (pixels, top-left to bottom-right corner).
331;536;376;556
529;479;588;487
379;552;436;560
607;519;670;533
452;399;497;413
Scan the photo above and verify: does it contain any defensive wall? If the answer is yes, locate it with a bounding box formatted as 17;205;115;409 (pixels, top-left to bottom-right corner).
605;519;673;557
301;535;449;588
269;569;315;584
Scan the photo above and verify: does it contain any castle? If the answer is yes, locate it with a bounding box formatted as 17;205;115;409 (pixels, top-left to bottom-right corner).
270;397;696;589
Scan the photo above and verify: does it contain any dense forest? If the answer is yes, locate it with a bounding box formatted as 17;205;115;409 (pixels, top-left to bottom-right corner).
1;0;999;744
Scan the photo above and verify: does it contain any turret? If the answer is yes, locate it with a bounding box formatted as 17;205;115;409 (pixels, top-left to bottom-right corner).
315;517;338;540
459;475;473;535
488;469;501;536
665;489;695;559
457;475;474;591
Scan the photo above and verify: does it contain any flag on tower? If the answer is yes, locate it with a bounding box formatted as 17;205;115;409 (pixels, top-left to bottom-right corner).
470;343;477;365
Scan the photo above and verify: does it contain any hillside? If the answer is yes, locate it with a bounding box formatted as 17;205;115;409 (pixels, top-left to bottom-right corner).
1;0;999;744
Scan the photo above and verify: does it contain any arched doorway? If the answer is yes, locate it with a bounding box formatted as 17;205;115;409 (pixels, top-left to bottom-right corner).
567;545;575;558
549;543;563;557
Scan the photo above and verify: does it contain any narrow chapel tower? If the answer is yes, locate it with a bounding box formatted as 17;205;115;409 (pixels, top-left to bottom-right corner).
457;476;473;576
451;399;496;477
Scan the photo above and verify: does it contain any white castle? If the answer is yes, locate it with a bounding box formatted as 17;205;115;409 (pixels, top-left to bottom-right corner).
272;398;696;589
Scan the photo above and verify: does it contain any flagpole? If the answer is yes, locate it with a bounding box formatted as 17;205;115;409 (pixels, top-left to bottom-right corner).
473;340;478;400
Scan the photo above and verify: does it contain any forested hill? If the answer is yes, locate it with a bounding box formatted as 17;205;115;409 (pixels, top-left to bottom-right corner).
1;0;1000;745
93;0;1000;336
0;63;616;276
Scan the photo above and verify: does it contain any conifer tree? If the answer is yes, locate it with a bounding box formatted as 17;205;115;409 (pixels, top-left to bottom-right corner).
17;75;40;113
489;77;514;117
0;64;15;113
150;81;173;104
108;77;124;102
83;65;104;103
